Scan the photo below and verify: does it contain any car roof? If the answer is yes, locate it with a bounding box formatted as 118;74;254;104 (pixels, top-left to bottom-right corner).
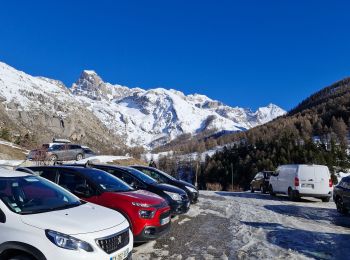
0;168;30;178
131;165;154;170
27;165;101;173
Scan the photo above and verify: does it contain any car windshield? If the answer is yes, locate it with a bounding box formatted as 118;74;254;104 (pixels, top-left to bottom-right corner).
123;167;158;184
82;169;134;192
0;176;83;215
155;169;177;181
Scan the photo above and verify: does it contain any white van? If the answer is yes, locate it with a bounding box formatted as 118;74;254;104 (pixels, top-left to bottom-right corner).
269;164;333;202
0;169;133;260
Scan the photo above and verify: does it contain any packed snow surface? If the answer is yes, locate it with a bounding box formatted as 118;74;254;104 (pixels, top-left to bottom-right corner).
133;191;350;259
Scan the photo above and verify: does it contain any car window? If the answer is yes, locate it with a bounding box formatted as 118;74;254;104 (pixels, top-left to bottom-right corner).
58;171;86;193
49;144;65;151
108;169;139;185
122;168;157;184
69;145;81;150
264;172;271;178
27;168;57;183
140;169;167;183
81;169;133;192
0;176;83;215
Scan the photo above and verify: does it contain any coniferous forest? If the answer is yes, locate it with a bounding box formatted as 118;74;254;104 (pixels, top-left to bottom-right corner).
158;77;350;190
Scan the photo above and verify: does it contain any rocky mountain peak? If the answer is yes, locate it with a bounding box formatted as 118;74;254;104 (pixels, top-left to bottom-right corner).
71;70;111;100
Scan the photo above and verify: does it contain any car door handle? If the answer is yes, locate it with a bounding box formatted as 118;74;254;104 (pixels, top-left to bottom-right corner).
308;179;313;181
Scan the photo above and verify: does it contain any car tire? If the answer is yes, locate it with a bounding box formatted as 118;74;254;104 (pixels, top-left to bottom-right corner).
250;186;254;193
288;188;294;201
49;154;58;162
269;185;276;196
76;153;84;161
321;197;330;203
336;197;348;214
260;185;266;194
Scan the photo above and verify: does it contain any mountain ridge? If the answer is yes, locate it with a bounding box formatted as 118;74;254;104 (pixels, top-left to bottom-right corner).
0;61;286;150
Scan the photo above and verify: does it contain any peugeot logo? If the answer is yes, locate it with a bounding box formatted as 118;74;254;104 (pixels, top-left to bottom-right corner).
117;236;122;244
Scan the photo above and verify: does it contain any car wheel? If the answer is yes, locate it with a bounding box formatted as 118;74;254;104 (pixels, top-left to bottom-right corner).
269;185;276;196
321;197;330;203
49;154;58;162
288;188;299;201
250;186;254;193
76;153;84;161
288;188;294;201
260;185;265;193
336;197;348;214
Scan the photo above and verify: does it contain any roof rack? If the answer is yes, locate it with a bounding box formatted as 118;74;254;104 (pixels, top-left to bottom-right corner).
52;138;71;144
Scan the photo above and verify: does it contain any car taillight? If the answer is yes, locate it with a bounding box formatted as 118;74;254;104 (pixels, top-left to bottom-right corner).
294;177;299;187
329;179;333;187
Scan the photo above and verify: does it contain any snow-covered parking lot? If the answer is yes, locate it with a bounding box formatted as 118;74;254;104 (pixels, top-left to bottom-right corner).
133;191;350;260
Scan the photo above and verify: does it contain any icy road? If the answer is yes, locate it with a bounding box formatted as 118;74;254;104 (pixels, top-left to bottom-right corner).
133;191;350;260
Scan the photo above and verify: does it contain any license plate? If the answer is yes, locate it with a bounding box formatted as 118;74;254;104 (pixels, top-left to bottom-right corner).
302;183;314;188
160;216;170;225
110;248;129;260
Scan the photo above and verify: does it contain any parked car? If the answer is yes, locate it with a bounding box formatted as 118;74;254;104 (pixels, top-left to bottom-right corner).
81;146;96;158
131;165;199;203
269;164;333;202
17;166;171;242
333;175;350;214
78;164;190;215
250;171;273;193
0;168;133;260
28;144;85;162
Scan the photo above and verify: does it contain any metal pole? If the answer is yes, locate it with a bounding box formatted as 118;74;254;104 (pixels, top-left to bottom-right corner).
231;163;233;191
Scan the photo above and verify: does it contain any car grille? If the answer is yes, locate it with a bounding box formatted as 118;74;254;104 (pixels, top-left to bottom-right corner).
96;228;129;254
181;194;188;201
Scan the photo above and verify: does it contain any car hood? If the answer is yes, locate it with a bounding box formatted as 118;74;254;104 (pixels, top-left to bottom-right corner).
21;202;126;235
106;189;166;205
153;183;187;195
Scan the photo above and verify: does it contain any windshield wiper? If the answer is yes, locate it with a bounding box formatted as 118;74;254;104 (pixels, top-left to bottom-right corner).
20;203;82;215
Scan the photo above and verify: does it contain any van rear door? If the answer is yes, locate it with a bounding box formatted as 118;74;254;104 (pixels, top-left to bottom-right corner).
298;165;316;190
313;166;331;194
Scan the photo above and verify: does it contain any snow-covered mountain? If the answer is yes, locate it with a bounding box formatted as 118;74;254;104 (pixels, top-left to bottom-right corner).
72;70;286;148
0;61;286;149
0;62;123;152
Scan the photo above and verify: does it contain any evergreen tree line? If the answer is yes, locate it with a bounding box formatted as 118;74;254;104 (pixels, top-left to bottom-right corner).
157;77;350;190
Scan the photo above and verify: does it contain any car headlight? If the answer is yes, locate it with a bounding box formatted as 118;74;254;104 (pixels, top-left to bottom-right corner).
46;230;93;252
164;191;182;201
139;209;156;219
185;186;197;193
132;202;153;208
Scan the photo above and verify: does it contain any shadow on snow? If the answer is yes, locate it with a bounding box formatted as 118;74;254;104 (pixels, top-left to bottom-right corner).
215;191;316;202
264;204;350;228
242;221;350;260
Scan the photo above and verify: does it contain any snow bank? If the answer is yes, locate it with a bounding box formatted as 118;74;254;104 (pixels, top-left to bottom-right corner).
76;155;131;164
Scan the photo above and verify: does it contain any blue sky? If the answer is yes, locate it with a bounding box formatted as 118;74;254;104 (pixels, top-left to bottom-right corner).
1;1;350;111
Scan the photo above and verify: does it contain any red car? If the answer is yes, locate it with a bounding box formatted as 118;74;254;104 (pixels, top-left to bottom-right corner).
18;166;171;242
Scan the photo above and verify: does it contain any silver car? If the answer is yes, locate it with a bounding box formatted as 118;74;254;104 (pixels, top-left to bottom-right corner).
28;144;85;162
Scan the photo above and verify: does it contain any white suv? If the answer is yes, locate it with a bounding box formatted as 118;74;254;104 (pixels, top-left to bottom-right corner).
0;169;133;260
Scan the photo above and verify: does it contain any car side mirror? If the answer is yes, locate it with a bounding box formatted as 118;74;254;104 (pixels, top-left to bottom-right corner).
74;186;92;198
0;208;6;223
